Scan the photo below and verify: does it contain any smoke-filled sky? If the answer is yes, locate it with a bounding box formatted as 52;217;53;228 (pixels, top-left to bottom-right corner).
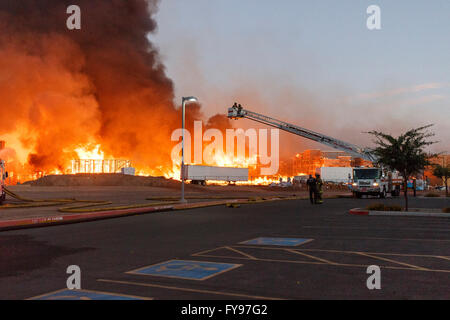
0;0;448;178
153;0;450;155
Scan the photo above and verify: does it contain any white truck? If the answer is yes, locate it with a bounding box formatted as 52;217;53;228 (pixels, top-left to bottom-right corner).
315;167;353;183
0;160;7;204
351;167;402;198
183;165;249;185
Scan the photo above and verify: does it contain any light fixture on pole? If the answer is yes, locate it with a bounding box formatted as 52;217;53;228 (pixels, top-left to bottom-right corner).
181;96;198;203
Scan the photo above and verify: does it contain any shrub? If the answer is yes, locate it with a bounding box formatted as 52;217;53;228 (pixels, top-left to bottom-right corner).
425;193;440;198
367;203;403;211
367;203;386;211
384;205;403;211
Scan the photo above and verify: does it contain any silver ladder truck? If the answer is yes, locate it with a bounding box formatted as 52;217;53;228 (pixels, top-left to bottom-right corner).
228;103;402;198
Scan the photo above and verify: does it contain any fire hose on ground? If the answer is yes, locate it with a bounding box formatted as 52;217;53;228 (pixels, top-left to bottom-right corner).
1;187;180;213
1;187;308;214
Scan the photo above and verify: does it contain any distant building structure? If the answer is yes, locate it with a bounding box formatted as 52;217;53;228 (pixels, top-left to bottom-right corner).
292;149;373;176
71;159;132;174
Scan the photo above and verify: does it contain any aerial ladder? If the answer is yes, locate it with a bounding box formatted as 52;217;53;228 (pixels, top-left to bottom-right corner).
228;103;377;162
228;103;401;197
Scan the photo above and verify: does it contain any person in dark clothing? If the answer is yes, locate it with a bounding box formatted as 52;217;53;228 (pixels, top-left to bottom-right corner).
306;175;317;204
315;174;324;204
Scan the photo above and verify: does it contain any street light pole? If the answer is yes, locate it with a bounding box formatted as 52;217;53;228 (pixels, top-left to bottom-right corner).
181;96;198;203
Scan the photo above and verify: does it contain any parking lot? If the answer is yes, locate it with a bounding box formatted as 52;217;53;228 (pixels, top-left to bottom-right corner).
0;196;449;300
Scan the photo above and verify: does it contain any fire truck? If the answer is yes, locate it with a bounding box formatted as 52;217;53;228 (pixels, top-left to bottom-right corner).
228;103;402;198
0;160;7;204
351;167;401;198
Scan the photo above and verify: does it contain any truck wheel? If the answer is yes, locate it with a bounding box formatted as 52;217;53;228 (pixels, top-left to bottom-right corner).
355;192;362;199
201;181;206;186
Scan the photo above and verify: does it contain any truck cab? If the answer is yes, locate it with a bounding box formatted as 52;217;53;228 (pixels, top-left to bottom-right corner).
352;168;382;198
0;160;7;204
351;167;401;198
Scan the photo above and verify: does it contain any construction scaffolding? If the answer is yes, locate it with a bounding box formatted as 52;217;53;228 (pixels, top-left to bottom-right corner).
71;159;132;174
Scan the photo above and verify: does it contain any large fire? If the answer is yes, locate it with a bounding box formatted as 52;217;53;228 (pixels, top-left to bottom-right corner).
74;144;104;161
69;143;288;186
0;0;350;187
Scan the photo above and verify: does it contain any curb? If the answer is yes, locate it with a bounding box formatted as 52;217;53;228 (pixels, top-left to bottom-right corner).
369;211;450;218
349;208;450;218
348;208;369;215
0;205;174;232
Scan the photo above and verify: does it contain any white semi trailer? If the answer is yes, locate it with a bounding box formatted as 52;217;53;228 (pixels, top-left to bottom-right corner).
315;167;353;183
184;165;249;185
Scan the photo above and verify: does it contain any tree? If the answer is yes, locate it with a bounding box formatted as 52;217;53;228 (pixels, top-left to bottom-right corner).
433;164;449;197
368;125;437;211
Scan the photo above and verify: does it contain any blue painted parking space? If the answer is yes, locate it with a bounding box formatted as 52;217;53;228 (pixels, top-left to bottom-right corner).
241;237;313;246
30;289;150;300
127;259;242;280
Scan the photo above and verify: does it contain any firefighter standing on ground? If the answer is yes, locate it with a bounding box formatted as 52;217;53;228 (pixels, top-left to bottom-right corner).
306;175;316;205
315;174;324;204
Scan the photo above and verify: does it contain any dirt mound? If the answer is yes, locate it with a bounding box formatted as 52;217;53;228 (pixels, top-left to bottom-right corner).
24;174;181;188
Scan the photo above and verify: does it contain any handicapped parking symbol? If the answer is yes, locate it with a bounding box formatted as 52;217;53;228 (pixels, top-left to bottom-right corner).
46;295;92;300
256;238;290;245
156;262;218;272
243;237;313;246
30;289;148;300
129;260;241;280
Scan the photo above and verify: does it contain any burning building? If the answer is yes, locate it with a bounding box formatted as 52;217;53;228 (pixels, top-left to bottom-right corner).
71;159;132;175
70;144;132;174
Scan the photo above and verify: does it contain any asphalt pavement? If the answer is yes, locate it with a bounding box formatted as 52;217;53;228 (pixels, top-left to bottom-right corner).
0;196;449;300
